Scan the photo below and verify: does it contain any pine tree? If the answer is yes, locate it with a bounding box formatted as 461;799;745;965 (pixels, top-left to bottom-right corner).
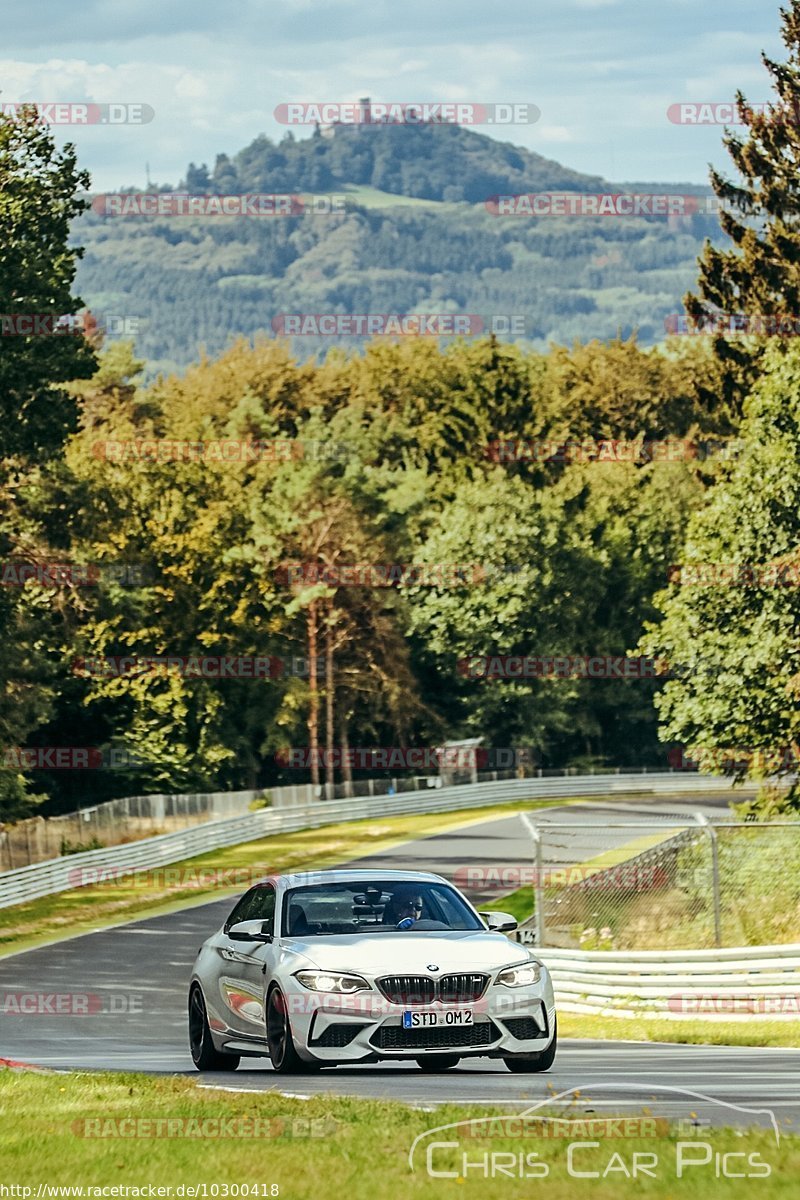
684;0;800;413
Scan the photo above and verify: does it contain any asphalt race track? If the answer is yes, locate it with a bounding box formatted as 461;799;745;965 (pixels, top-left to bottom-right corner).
2;796;798;1132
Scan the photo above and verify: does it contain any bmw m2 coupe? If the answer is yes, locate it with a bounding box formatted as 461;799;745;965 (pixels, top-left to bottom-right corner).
189;869;557;1073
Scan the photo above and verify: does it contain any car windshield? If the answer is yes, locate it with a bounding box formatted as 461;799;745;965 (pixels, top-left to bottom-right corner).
282;880;483;936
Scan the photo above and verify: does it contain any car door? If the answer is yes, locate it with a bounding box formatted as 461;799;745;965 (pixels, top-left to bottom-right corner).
212;884;277;1041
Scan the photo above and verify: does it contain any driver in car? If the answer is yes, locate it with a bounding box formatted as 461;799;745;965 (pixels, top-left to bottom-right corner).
384;887;424;928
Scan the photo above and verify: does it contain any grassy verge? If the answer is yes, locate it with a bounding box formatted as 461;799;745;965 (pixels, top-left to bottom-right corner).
1;1068;797;1199
559;1011;800;1048
481;827;800;1048
0;797;573;958
481;885;535;923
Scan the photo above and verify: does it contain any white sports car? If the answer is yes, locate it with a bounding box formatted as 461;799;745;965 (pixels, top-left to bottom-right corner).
188;868;557;1073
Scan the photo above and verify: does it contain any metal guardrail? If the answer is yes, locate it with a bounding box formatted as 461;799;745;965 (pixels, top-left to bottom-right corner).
0;771;755;910
536;943;800;1019
0;788;265;871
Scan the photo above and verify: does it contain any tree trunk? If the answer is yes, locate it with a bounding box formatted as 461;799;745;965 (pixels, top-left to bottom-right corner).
340;712;353;796
325;609;335;800
307;600;320;787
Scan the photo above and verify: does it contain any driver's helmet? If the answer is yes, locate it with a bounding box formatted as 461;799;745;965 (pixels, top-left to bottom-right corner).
383;884;424;923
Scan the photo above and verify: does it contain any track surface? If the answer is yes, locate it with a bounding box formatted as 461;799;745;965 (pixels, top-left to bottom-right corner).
2;796;797;1131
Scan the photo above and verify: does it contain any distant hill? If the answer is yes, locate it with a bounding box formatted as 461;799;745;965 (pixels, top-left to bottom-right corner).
183;121;609;202
73;123;723;376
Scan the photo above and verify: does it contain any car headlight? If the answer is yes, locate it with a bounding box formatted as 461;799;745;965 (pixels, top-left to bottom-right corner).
294;971;370;993
495;961;542;987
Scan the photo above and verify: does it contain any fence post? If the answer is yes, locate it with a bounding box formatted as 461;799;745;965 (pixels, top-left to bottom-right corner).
695;812;722;946
520;813;545;947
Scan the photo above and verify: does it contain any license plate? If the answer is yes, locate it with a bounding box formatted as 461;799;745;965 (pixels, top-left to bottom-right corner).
402;1009;474;1028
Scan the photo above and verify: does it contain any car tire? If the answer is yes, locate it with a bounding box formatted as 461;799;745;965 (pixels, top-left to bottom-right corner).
189;985;240;1071
504;1019;557;1073
267;987;315;1073
415;1055;460;1071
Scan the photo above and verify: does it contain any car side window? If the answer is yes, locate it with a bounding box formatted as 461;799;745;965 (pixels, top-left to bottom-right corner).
225;885;275;933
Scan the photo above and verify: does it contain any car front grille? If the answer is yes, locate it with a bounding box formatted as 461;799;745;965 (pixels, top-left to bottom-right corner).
376;973;489;1005
376;975;437;1005
372;1020;499;1051
439;973;490;1002
502;1016;542;1040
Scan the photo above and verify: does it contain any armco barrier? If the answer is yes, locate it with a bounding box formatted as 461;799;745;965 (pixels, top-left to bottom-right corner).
0;771;755;910
536;943;800;1020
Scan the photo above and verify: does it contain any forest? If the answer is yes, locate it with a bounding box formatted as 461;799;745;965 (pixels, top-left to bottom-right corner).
74;120;719;377
4;2;800;820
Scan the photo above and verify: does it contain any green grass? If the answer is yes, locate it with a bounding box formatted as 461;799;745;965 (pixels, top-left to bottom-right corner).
481;886;535;923
559;1011;800;1048
338;184;462;210
0;797;576;958
1;1068;798;1198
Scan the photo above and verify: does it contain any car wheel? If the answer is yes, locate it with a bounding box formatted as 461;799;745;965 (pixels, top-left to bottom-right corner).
266;987;314;1073
415;1055;460;1071
504;1019;557;1073
189;985;240;1071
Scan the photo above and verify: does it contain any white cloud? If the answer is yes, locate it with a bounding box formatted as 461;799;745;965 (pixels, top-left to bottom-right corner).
535;125;574;143
0;1;788;188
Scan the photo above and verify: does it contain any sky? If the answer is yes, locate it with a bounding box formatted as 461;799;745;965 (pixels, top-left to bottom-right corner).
0;0;790;190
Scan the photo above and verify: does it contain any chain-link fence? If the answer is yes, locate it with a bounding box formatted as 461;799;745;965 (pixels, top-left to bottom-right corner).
517;818;800;949
0;789;263;870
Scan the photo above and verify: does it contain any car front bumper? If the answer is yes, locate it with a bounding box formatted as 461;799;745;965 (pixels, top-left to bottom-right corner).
284;978;557;1062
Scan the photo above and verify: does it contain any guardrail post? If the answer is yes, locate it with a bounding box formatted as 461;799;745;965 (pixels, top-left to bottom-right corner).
520;813;545;946
695;812;722;946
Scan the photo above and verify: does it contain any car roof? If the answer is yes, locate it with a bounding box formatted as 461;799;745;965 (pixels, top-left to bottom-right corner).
270;868;450;888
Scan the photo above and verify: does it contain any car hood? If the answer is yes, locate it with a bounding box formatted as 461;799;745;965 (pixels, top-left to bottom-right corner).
283;930;534;975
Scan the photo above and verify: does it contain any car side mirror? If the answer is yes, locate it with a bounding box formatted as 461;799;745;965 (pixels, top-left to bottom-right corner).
227;919;273;942
479;910;518;932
